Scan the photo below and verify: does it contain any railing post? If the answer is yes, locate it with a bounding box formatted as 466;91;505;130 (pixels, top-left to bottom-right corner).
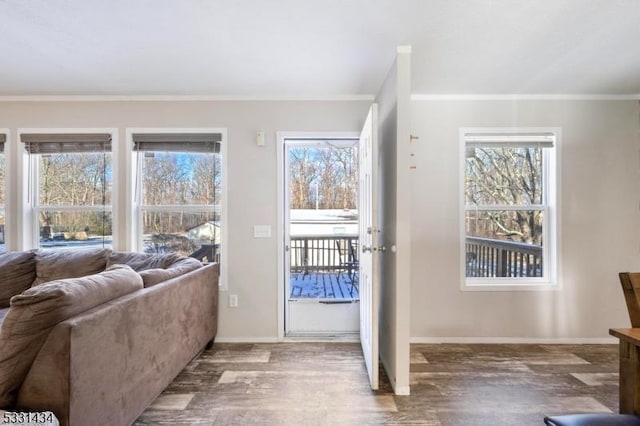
498;248;508;277
303;238;309;275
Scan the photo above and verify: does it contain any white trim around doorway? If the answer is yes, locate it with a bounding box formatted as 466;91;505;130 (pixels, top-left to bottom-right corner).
276;131;360;342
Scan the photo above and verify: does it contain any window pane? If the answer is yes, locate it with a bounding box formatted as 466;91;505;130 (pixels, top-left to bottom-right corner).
465;209;543;278
141;210;219;260
39;210;112;249
39;153;112;206
0;152;4;205
142;152;221;206
465;147;543;206
0;210;5;252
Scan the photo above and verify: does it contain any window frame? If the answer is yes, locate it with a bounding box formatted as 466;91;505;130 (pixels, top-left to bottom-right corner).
19;129;117;250
459;127;559;291
127;128;228;290
0;131;6;251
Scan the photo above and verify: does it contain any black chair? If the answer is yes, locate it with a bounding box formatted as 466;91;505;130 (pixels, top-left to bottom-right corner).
335;239;358;297
544;414;640;426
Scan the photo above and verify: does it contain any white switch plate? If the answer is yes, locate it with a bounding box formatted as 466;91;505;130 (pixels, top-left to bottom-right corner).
256;131;265;146
253;225;271;238
229;294;238;307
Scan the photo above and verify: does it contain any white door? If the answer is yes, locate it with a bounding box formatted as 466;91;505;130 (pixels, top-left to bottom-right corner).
359;104;379;390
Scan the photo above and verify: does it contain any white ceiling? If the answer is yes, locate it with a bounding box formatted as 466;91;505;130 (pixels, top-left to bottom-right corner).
1;0;639;97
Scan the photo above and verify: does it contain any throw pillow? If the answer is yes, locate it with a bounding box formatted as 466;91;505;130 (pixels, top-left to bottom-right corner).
0;264;143;407
0;251;37;308
32;248;109;286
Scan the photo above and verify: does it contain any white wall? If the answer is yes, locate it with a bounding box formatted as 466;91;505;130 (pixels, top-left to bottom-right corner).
0;99;370;340
410;99;640;341
376;47;411;394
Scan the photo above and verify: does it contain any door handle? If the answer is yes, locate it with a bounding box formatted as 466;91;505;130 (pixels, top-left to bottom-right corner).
285;245;290;252
362;245;372;253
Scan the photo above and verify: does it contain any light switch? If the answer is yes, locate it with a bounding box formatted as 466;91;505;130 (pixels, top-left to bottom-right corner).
256;131;265;146
253;225;271;238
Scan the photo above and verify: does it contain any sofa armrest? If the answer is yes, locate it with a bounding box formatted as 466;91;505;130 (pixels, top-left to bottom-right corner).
17;263;218;426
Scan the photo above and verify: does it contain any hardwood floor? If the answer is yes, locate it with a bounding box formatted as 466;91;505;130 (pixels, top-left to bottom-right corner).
135;342;618;425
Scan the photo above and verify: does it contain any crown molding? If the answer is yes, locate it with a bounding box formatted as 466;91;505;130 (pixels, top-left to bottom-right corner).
0;94;375;102
411;94;640;101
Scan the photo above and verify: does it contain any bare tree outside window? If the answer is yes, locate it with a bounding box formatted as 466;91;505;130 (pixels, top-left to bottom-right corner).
37;153;112;247
39;153;112;238
465;147;543;245
140;151;221;259
464;136;553;280
289;145;358;210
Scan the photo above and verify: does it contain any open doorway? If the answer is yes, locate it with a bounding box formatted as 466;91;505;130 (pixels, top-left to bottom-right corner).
281;136;360;337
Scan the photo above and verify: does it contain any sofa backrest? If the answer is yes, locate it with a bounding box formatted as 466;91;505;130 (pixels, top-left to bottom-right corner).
32;248;110;286
0;251;37;308
1;248;202;297
106;251;181;272
138;257;203;287
108;251;203;287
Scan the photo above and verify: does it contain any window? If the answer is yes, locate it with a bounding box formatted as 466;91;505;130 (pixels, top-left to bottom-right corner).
22;133;113;250
462;130;557;288
0;134;5;251
133;133;222;264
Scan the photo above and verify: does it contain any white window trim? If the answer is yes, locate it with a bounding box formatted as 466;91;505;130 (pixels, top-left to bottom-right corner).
0;130;6;250
17;128;118;250
459;127;560;292
126;128;228;291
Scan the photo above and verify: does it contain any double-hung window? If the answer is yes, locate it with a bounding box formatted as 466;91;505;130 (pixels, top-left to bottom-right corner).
132;132;222;263
22;133;113;250
0;134;5;251
462;129;557;289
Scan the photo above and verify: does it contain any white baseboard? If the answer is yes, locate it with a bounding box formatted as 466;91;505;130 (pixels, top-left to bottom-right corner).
410;336;618;344
216;336;617;345
215;336;279;343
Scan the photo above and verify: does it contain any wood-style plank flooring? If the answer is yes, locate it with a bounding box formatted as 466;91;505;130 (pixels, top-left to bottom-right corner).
135;343;618;425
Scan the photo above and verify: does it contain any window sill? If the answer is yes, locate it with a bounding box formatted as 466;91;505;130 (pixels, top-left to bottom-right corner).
462;279;559;292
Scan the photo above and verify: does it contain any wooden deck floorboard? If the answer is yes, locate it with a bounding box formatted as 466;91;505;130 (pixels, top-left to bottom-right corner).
290;271;359;299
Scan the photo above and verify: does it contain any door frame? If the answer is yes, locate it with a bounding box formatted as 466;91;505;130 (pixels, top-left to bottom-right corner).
276;131;360;341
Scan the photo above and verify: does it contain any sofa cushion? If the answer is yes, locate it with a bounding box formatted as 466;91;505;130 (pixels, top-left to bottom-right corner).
138;257;203;287
32;248;109;286
107;251;181;272
0;251;37;308
0;264;143;407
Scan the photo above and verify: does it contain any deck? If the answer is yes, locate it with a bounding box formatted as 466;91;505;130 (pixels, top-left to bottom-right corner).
290;272;359;300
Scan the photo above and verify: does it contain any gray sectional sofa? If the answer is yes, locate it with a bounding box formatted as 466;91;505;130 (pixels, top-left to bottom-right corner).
0;248;219;426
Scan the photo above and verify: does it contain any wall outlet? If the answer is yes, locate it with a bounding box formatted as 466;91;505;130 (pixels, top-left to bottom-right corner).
229;294;238;308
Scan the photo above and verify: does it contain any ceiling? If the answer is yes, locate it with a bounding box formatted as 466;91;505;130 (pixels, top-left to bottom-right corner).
1;0;639;97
